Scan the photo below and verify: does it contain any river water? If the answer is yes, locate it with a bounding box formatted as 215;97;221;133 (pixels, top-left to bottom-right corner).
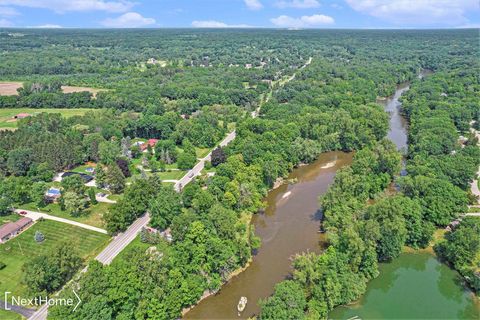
186;77;479;320
329;79;480;319
185;152;353;319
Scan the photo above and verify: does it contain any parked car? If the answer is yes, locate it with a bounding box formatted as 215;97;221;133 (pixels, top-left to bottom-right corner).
19;211;27;215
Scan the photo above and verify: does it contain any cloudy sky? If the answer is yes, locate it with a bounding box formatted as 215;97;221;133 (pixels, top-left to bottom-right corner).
0;0;478;29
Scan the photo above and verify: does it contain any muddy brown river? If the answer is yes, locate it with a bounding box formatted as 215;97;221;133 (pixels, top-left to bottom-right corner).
184;151;353;319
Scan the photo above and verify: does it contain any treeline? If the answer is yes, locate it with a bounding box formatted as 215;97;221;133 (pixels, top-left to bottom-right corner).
6;29;476;318
259;139;408;319
260;66;480;319
401;69;480;292
50;157;267;318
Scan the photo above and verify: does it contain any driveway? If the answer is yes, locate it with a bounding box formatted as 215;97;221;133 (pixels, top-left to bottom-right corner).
15;209;108;234
95;194;117;204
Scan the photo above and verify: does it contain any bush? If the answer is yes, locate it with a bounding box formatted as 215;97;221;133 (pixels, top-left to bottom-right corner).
0;262;6;270
34;231;45;243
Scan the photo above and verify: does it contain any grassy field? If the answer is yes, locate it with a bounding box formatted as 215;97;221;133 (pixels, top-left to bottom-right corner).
0;108;94;130
0;309;22;320
0;213;21;225
61;86;107;98
21;201;110;229
112;236;150;264
70;163;96;174
157;170;186;180
0;219;109;297
195;147;211;159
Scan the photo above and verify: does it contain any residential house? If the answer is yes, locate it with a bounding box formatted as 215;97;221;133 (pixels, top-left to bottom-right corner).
0;217;33;243
45;188;61;203
140;139;159;152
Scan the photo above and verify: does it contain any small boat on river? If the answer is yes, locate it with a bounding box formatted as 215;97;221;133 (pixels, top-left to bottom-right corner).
237;296;247;315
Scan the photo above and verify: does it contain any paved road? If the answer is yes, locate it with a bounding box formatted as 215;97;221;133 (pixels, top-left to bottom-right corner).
469;124;479;204
27;214;150;320
0;299;36;318
471;169;480;199
173;57;312;192
95;213;150;265
27;304;47;320
25;57;314;319
15;209;108;234
174;130;236;191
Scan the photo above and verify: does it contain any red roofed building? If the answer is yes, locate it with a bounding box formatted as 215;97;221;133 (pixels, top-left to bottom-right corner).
13;113;31;119
141;139;159;152
0;217;33;243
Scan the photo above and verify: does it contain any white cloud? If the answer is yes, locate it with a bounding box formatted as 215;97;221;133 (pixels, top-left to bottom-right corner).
102;12;156;28
345;0;479;26
244;0;263;10
0;17;12;26
271;14;334;28
29;24;62;28
0;0;134;13
275;0;320;9
0;6;19;16
192;20;254;28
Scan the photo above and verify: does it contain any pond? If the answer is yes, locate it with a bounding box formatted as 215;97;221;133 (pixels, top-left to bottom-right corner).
329;252;479;319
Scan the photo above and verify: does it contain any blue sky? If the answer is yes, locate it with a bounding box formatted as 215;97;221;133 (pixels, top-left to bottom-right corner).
0;1;479;29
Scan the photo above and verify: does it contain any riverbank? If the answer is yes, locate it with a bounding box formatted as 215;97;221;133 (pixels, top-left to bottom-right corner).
181;257;253;317
184;152;352;319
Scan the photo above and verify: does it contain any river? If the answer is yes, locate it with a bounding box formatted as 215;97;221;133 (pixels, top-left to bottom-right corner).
184;152;353;319
186;76;479;320
329;77;479;319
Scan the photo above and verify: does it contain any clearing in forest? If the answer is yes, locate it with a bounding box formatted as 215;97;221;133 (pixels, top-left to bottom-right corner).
0;108;94;130
61;86;108;98
0;82;23;96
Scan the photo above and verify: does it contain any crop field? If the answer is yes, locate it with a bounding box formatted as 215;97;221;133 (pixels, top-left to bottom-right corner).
0;82;22;95
0;219;109;297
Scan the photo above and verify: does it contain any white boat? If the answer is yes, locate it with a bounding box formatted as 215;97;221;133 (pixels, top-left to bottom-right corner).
237;296;247;314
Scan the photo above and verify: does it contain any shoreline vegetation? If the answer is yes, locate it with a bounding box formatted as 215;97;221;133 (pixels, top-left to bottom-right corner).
258;66;479;318
0;29;477;320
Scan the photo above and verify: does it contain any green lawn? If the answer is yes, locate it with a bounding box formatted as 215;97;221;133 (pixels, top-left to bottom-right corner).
0;108;94;130
0;309;22;320
21;201;110;229
0;213;21;224
70;164;96;174
112;236;150;264
0;219;110;297
195;147;211;159
157;170;186;180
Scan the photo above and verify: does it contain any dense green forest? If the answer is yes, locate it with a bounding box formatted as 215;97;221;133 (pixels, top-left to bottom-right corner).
0;29;478;319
